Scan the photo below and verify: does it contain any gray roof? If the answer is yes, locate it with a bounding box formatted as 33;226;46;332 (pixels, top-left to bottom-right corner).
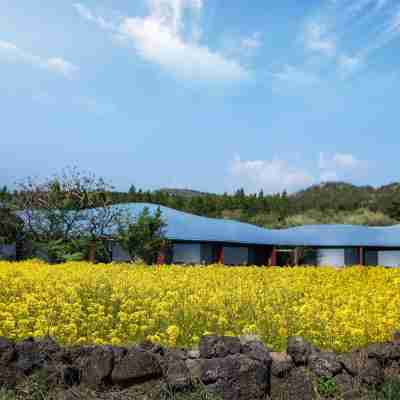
112;203;400;248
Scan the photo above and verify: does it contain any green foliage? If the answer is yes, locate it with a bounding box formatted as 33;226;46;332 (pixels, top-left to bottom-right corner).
374;378;400;400
0;203;22;245
6;173;400;246
12;371;50;400
118;207;168;264
161;383;222;400
104;182;400;229
15;167;123;243
0;389;15;400
34;237;111;264
317;376;338;398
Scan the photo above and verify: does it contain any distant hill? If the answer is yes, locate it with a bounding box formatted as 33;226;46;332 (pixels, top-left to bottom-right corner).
159;188;210;198
7;179;400;228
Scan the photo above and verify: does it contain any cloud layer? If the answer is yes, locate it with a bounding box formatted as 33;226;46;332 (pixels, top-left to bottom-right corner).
231;155;314;194
230;152;368;193
0;40;78;78
74;0;249;82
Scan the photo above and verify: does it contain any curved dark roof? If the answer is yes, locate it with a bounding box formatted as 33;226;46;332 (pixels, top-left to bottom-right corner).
115;203;400;248
276;224;400;247
18;202;400;248
115;203;287;245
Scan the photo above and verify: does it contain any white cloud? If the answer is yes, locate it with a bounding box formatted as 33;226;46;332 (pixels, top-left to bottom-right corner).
319;152;366;181
318;152;368;182
0;40;79;78
319;152;364;170
230;152;370;192
334;153;363;168
73;3;116;30
32;91;116;115
231;155;314;193
320;170;339;182
272;64;320;87
303;22;336;57
46;58;79;78
120;18;248;81
75;0;249;82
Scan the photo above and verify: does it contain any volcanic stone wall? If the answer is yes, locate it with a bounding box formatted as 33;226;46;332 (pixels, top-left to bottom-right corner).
1;334;400;399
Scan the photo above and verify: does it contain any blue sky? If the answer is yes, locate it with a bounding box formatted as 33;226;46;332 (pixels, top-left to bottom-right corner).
1;0;400;194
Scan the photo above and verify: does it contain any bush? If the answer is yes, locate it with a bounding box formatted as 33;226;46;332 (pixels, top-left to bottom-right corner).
0;204;22;245
375;378;400;399
317;376;338;397
34;237;112;264
117;207;168;264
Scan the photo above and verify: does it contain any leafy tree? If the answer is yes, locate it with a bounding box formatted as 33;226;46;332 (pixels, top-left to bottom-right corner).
0;202;22;245
14;167;124;261
385;198;400;221
117;207;168;264
15;167;123;241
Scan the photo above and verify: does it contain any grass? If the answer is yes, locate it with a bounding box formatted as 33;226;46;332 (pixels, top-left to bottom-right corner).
0;389;15;400
316;377;338;398
161;384;222;400
370;378;400;400
0;382;222;400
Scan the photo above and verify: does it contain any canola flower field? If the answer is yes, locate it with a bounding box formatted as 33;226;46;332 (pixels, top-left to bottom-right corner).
0;261;399;352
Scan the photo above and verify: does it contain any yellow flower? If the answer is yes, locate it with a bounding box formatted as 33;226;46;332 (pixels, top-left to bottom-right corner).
0;260;399;351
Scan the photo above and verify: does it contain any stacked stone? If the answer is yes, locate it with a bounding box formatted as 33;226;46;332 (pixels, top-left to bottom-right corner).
1;333;400;399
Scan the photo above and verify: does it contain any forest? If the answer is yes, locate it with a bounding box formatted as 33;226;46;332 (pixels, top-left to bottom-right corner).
102;182;400;228
2;180;400;229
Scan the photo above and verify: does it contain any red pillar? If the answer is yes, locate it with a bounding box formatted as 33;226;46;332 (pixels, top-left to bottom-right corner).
270;248;278;266
157;250;166;265
218;246;224;264
359;247;364;266
264;246;271;266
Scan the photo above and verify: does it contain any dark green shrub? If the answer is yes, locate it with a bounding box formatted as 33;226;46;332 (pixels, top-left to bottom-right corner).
317;376;338;398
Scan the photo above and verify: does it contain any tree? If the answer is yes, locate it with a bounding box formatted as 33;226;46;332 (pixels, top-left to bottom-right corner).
385;197;400;221
0;202;22;245
117;207;168;264
0;186;10;202
14;167;124;261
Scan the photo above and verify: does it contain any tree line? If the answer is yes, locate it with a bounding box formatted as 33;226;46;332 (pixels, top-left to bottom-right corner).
107;182;400;228
2;169;400;262
0;168;167;264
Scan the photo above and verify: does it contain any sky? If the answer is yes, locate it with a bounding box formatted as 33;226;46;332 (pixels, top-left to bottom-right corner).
1;0;400;194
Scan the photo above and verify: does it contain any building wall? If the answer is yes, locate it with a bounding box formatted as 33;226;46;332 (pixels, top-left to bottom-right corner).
223;246;249;265
112;243;131;262
173;243;202;264
317;249;345;267
201;244;214;264
248;246;271;266
364;250;378;266
304;248;360;267
378;251;400;267
344;248;360;265
0;243;16;260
